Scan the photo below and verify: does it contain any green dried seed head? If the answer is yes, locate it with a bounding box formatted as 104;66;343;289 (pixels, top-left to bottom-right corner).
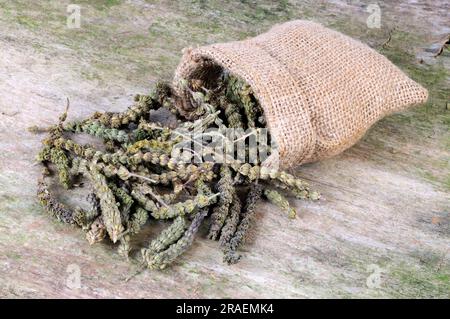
219;192;242;247
224;183;263;264
37;177;75;224
108;183;134;221
128;207;148;234
208;166;234;240
142;216;187;259
118;235;132;259
34;71;320;269
264;188;297;219
143;209;207;270
49;147;71;189
87;165;124;243
86;216;106;245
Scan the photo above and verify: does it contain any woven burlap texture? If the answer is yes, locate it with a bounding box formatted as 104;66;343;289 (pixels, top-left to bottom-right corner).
173;20;428;168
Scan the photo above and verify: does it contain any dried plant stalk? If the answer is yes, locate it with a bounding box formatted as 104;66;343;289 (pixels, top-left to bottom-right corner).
143;209;208;269
223;184;263;264
142;216;187;257
264;188;297;219
37;177;75;224
85;164;124;243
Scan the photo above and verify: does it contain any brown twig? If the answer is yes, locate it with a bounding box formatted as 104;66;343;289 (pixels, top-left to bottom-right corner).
381;27;396;49
433;34;450;58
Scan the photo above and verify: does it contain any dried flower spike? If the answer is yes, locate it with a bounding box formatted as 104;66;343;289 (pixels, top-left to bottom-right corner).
37;177;75;224
142;216;187;258
219;193;242;247
264;188;297;219
208;166;234;240
224;183;263;264
86;164;124;243
143;209;208;270
86;216;107;245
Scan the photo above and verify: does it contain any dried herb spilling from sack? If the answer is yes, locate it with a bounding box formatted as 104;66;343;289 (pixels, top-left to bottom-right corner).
33;19;429;271
32;73;319;270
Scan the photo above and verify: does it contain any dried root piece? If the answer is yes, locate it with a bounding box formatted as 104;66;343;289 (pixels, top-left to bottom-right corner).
264;188;297;219
143;209;208;270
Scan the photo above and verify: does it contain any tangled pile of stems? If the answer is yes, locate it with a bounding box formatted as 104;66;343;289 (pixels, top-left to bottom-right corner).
34;72;319;270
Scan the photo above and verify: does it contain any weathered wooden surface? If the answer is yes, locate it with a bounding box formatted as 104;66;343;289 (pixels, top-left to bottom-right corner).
0;0;448;298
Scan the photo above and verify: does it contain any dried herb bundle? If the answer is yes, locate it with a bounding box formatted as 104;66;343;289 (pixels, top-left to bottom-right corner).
34;74;319;271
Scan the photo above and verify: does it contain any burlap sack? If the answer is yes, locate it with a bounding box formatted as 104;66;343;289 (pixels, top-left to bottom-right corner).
173;20;428;168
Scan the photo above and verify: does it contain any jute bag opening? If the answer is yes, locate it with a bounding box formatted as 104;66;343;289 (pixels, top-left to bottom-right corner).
173;20;428;169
